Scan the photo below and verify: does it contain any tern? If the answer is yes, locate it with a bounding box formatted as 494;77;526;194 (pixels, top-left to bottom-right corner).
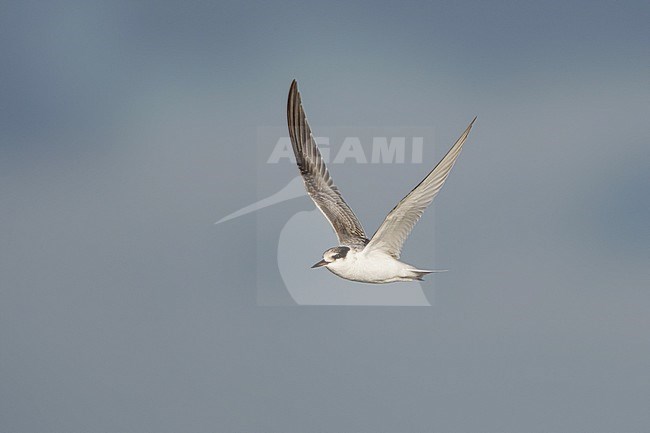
287;80;475;283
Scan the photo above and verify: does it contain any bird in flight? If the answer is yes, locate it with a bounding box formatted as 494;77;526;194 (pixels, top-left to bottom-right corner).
287;80;475;283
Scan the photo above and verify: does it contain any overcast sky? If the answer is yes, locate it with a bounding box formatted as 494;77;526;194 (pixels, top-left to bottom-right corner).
1;1;649;432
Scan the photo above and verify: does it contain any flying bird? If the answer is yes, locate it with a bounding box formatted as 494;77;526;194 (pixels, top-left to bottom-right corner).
287;80;475;283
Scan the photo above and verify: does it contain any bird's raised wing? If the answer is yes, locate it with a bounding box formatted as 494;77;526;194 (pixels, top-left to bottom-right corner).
365;118;476;258
287;80;368;247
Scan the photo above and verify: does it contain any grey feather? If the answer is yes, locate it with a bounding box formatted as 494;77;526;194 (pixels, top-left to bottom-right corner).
287;80;368;248
365;118;476;258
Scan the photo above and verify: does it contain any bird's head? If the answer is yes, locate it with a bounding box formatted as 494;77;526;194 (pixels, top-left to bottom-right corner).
311;246;350;268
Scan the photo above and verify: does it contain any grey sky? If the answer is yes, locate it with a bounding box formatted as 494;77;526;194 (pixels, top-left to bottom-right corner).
1;1;649;432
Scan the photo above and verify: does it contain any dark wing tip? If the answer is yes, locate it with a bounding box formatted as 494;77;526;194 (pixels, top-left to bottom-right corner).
288;80;299;104
460;116;477;137
287;81;300;137
287;80;302;116
468;116;477;130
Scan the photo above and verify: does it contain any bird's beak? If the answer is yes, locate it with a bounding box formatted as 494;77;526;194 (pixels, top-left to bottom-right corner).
311;259;328;268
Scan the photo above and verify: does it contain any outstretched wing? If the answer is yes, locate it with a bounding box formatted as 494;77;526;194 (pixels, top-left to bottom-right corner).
287;80;368;247
365;118;476;258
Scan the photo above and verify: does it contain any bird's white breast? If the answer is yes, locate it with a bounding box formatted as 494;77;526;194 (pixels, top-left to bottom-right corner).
326;249;416;283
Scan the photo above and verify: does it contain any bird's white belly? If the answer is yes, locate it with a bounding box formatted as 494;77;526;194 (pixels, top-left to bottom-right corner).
327;251;415;283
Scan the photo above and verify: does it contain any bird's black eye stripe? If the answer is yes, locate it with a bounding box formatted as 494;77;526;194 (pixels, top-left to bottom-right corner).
327;246;349;261
334;246;350;258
